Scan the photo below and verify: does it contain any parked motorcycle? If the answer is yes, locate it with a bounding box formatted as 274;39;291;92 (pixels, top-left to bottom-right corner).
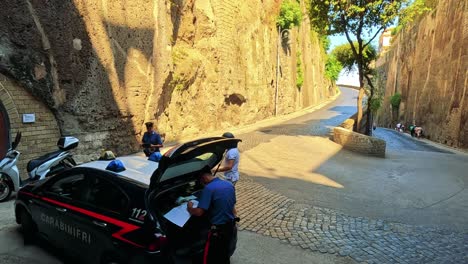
0;132;21;202
0;133;79;202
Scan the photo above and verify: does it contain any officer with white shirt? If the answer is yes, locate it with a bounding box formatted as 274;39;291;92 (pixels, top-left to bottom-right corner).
214;132;240;186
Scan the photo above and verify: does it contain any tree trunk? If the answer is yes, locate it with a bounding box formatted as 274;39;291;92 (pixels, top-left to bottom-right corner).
356;88;364;133
364;74;375;136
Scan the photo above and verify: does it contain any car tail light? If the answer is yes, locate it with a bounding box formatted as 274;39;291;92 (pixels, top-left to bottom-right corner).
147;234;168;252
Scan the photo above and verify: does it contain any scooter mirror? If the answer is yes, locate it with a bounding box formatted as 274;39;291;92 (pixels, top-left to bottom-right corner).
11;132;21;150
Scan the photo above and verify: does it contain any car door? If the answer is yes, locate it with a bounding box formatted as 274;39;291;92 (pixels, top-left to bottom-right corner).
63;171;132;263
33;172;88;247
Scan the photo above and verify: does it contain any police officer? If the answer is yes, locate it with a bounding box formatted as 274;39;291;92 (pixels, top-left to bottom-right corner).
141;122;163;157
187;167;236;264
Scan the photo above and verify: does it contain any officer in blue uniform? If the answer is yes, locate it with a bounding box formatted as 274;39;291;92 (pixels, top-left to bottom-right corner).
187;167;236;264
141;122;163;157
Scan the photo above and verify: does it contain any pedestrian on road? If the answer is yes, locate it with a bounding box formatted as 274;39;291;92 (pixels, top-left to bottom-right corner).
415;126;423;138
410;124;416;137
187;167;237;264
214;132;240;186
141;122;163;157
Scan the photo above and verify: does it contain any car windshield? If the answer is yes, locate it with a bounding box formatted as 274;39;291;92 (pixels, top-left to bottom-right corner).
159;152;218;182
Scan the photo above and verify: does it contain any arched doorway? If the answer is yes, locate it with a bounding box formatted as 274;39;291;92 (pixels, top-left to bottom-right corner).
0;102;9;159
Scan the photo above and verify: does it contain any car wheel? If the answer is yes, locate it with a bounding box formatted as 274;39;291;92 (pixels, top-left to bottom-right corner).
0;174;13;202
19;209;36;243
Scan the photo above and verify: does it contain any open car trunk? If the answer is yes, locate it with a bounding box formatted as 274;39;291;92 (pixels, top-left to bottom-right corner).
150;178;210;261
145;137;241;262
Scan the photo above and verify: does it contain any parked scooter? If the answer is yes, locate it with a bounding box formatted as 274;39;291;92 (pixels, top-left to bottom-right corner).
0;133;79;202
0;132;21;202
27;136;79;181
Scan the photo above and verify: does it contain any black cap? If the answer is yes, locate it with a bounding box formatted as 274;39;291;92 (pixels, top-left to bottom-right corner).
222;132;235;138
200;165;212;176
145;122;154;127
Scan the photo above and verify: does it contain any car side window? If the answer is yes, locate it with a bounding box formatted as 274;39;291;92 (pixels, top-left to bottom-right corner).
46;174;87;202
86;176;129;215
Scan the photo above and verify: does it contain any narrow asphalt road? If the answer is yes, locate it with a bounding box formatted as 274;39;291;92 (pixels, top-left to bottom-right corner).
239;87;358;153
373;128;453;153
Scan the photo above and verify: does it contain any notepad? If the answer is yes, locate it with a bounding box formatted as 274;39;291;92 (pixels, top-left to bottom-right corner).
163;200;199;227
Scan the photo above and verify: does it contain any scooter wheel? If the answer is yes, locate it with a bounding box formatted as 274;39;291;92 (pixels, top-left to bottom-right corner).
0;175;12;202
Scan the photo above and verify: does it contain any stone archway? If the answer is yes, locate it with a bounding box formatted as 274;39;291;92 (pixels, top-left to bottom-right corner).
0;102;9;159
0;73;61;175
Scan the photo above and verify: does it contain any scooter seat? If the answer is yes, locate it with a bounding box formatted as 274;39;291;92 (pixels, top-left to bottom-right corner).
27;150;63;172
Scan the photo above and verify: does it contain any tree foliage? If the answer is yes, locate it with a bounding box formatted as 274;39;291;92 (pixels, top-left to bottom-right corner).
324;55;342;81
277;0;303;29
369;96;383;112
308;0;405;135
296;51;304;90
392;0;435;35
331;42;376;74
390;92;402;109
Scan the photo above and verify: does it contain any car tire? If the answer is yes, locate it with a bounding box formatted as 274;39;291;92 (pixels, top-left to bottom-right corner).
19;209;36;244
0;174;13;202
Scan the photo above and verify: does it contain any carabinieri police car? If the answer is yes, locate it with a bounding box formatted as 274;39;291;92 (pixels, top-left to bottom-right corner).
15;137;240;264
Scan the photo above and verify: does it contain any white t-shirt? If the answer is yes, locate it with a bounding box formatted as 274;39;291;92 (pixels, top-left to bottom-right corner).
224;148;240;182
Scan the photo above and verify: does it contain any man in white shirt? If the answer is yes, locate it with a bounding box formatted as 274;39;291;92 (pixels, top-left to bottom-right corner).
214;132;240;186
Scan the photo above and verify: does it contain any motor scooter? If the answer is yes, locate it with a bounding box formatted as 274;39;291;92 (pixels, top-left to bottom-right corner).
27;136;79;181
0;132;79;202
0;132;21;202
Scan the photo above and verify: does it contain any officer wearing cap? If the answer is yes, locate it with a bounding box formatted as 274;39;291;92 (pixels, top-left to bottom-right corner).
187;167;236;264
214;132;240;186
141;122;163;157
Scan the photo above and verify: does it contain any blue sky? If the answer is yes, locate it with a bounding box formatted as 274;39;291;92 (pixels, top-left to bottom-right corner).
329;34;360;86
328;30;382;87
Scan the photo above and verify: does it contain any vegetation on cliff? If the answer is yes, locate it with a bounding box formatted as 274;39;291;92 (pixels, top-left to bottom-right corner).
277;0;303;29
390;92;402;110
324;55;342;82
296;51;304;90
392;0;437;35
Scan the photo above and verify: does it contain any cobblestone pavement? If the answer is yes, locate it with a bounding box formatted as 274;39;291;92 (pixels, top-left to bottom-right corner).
232;88;468;263
236;178;468;264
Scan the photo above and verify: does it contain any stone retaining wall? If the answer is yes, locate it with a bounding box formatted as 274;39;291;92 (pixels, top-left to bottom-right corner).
333;127;386;158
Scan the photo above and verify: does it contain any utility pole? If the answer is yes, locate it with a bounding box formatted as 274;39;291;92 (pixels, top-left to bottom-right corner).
275;26;290;116
275;25;280;117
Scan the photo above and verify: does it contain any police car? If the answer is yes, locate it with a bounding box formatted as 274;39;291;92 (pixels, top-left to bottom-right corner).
15;137;240;264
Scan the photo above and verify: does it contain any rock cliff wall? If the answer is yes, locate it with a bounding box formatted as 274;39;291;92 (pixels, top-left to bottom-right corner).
376;0;467;148
0;0;335;160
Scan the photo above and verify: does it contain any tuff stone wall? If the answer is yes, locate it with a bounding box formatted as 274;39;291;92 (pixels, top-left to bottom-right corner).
376;0;467;148
0;0;335;161
0;74;61;175
333;127;386;158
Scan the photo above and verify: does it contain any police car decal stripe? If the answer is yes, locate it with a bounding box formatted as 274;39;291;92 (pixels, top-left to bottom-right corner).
20;191;144;248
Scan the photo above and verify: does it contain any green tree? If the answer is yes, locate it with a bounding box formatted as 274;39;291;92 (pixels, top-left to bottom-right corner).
308;0;405;135
277;0;303;29
332;42;378;129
